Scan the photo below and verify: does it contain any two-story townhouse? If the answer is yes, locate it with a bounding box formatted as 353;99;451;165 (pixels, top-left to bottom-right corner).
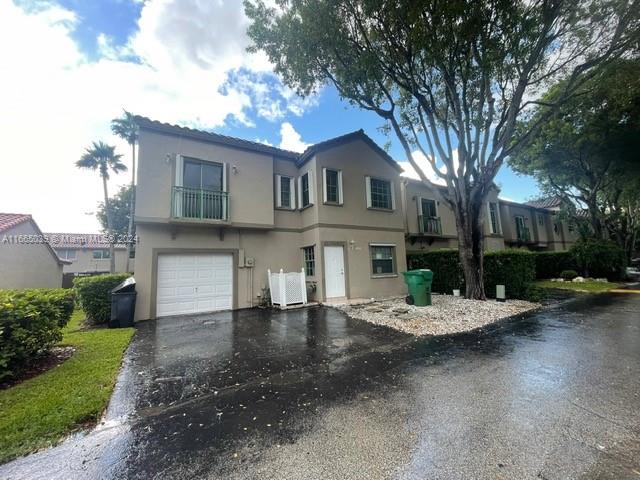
402;179;505;254
499;199;579;251
47;233;134;275
133;117;407;320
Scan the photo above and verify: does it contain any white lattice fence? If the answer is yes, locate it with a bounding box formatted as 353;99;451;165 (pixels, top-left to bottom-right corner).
268;268;308;307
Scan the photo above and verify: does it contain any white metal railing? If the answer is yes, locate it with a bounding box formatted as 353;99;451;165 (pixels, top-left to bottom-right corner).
268;268;307;307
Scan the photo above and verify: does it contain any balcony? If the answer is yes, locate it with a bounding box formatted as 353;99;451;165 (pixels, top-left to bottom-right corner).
516;226;531;243
171;186;229;221
418;215;442;235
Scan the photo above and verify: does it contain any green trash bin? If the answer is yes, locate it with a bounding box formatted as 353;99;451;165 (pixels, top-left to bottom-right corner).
402;269;433;306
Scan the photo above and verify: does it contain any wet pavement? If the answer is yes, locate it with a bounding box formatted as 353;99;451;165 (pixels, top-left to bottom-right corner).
1;293;639;479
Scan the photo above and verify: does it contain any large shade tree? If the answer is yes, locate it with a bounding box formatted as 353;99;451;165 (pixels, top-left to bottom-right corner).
245;0;639;298
111;110;139;273
510;59;640;259
76;141;127;273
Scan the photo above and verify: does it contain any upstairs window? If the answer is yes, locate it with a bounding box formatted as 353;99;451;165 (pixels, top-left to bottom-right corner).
298;171;314;208
366;176;395;210
488;202;500;234
183;157;224;191
92;249;110;259
275;175;295;209
323;168;343;204
302;246;315;276
58;249;76;260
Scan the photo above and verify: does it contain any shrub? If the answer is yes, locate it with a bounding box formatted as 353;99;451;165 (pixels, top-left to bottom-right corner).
0;289;73;380
534;251;577;279
560;269;579;281
484;249;536;300
74;274;130;324
570;240;626;280
407;248;536;299
407;249;463;294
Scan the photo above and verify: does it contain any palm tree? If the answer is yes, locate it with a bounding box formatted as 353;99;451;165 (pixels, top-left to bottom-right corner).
76;141;127;273
111;110;139;273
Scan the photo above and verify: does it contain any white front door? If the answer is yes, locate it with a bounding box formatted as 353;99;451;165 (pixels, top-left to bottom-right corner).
324;245;346;298
156;253;233;317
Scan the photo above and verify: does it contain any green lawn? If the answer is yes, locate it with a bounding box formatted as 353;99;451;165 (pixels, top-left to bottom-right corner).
536;279;621;293
0;310;134;464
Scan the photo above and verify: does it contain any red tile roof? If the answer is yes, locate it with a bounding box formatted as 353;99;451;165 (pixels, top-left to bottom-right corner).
0;213;31;233
45;233;127;249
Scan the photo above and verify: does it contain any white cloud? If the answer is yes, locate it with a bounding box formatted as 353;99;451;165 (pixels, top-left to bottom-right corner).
0;0;315;232
278;122;309;152
399;150;459;185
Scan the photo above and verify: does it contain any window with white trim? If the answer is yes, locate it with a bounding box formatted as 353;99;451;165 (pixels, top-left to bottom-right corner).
538;214;545;227
365;176;395;210
303;246;315;276
58;249;76;260
92;249;110;259
297;171;314;208
370;244;396;275
275;175;295;209
489;202;500;234
323;168;343;204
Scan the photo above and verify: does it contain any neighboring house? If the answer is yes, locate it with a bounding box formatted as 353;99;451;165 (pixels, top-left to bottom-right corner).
0;213;68;289
133;116;407;320
500;199;579;251
402;179;505;254
46;233;134;275
132;116;580;320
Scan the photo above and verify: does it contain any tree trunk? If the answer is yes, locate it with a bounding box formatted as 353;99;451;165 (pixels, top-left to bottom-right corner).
454;197;486;300
102;175;116;274
125;142;136;273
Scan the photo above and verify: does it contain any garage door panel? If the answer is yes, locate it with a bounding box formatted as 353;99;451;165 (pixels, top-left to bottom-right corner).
156;253;234;317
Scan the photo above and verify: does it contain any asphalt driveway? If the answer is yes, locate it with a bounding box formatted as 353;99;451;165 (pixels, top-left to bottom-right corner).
2;293;639;479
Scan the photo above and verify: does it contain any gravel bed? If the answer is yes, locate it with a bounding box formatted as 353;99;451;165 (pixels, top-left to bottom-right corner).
333;295;539;336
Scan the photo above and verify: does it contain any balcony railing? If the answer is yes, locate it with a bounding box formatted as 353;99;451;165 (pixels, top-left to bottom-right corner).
172;186;229;221
418;215;442;235
516;226;531;243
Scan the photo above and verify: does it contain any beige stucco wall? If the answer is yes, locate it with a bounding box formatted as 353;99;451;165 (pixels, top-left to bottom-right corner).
133;130;412;320
136;129;284;228
402;180;505;254
0;221;63;289
314;140;405;230
55;248;133;274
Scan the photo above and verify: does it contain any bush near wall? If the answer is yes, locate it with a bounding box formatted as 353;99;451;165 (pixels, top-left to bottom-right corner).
0;289;76;380
74;274;130;324
534;251;577;279
407;249;463;294
407;249;536;299
570;240;626;280
484;249;536;299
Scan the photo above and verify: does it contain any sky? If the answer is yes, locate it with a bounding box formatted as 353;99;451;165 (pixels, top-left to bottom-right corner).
0;0;540;233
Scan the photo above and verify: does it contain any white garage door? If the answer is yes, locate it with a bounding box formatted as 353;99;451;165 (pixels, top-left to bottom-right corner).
156;253;233;317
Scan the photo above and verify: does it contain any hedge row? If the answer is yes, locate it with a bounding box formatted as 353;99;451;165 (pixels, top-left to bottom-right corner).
533;241;625;280
407;248;536;299
534;251;577;280
74;273;130;324
0;288;76;380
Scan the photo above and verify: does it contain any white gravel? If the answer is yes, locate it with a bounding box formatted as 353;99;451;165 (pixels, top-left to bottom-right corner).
333;295;539;336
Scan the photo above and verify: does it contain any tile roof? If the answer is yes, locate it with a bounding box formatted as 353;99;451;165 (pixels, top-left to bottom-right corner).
0;213;32;233
134;116;300;160
525;197;563;209
0;214;70;265
45;233;128;249
134;116;403;172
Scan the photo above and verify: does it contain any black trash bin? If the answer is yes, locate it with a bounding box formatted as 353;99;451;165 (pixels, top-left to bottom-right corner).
110;277;136;328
